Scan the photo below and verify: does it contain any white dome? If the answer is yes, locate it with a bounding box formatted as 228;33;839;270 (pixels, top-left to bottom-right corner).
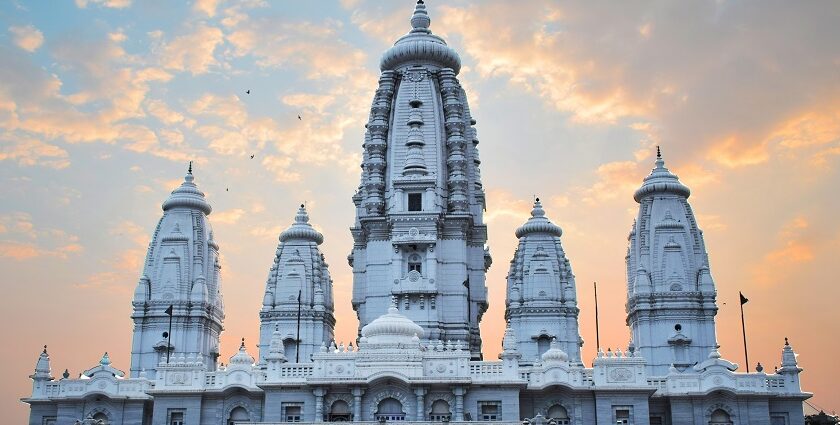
541;339;569;363
229;339;255;367
361;305;424;345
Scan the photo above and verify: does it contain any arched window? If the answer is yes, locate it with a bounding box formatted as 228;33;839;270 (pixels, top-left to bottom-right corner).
537;335;552;357
92;412;109;424
329;400;351;422
228;406;249;425
709;409;733;425
376;398;405;421
283;338;298;363
547;405;569;425
408;254;422;274
430;400;451;422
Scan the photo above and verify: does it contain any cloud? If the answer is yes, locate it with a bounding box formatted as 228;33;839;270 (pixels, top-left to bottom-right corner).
580;161;643;205
751;216;817;285
0;137;70;169
0;212;83;260
9;25;44;52
212;208;246;224
194;0;222;17
159;24;224;75
75;0;131;9
262;155;301;182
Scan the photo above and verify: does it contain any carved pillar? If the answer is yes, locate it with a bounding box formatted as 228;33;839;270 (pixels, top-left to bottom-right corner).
439;68;469;213
364;71;396;215
351;387;365;422
414;387;427;421
452;386;466;421
313;387;326;422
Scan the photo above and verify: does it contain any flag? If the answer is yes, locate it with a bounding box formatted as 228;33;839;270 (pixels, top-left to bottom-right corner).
165;305;173;316
739;292;749;305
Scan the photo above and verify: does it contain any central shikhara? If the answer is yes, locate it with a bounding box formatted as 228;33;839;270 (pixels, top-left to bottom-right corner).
25;2;810;425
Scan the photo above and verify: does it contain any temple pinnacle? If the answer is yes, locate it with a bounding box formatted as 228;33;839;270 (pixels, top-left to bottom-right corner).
656;146;661;159
188;161;193;175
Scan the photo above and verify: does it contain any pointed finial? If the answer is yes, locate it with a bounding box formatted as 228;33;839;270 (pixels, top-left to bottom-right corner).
656;145;661;159
188;161;193;175
410;0;431;32
240;337;246;349
62;368;70;379
785;337;789;346
43;345;47;354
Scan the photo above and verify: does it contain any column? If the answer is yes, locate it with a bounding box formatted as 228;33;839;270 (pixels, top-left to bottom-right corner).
313;388;326;422
414;387;427;421
351;387;365;422
452;386;466;421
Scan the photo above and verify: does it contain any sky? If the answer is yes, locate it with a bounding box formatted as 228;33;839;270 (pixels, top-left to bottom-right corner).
1;0;839;422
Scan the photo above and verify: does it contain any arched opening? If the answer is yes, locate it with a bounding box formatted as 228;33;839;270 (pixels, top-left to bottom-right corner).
537;335;552;357
328;400;351;422
375;397;405;421
547;405;570;425
228;406;249;425
709;409;733;425
408;254;422;274
283;338;298;363
430;400;451;422
92;412;109;424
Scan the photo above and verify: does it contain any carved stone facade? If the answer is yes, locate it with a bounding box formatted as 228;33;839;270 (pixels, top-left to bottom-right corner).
25;3;810;425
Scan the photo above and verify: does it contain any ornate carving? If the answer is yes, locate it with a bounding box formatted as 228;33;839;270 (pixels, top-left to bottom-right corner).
608;367;633;382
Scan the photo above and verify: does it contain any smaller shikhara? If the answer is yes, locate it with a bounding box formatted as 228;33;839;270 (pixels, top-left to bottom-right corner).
24;2;809;425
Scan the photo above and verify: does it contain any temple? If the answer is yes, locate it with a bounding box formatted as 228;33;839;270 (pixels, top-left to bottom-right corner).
24;2;810;425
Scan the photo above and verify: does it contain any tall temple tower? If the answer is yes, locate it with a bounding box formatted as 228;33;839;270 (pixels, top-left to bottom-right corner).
129;167;225;379
258;205;335;364
625;149;719;375
505;199;582;365
350;0;490;358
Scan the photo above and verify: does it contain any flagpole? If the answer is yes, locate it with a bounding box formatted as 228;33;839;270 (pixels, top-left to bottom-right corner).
594;282;600;352
165;304;173;364
296;288;302;363
740;292;749;372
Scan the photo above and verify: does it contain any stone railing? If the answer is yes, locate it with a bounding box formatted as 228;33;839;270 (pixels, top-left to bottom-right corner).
278;364;314;378
245;422;522;425
468;361;503;377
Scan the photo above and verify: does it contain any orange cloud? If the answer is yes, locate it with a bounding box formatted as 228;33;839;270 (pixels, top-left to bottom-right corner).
706;136;769;168
159;24;224;75
9;25;44;52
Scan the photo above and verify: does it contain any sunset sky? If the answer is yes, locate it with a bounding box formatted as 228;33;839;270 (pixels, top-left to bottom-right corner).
2;0;839;421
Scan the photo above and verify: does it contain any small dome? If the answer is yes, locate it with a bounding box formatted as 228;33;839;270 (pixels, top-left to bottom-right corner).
541;339;569;363
515;199;563;238
162;166;212;215
633;147;691;203
380;1;461;74
361;303;425;344
279;204;324;244
229;338;255;366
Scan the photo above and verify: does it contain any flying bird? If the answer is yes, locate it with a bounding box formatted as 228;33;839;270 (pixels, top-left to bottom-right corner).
297;115;301;120
246;89;250;94
226;188;229;192
250;154;255;159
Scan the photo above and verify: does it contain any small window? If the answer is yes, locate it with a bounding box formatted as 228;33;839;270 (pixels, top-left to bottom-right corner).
616;408;630;424
283;404;303;423
479;401;502;421
408;254;422;274
170;411;185;425
408;193;422;211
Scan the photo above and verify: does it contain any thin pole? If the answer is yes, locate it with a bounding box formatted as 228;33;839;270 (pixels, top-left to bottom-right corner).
166;307;173;364
594;281;601;352
296;288;302;363
740;297;749;373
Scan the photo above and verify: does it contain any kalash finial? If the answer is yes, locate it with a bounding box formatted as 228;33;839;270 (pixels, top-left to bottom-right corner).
240;337;246;350
188;161;193;175
42;345;47;354
410;0;431;33
656;145;661;159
